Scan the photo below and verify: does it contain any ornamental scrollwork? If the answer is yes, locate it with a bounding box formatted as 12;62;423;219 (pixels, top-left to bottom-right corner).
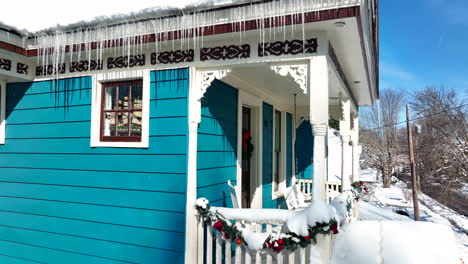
151;50;194;64
70;60;103;72
107;55;145;69
36;64;66;76
0;58;12;71
270;64;308;94
16;63;28;74
200;44;250;61
259;38;318;57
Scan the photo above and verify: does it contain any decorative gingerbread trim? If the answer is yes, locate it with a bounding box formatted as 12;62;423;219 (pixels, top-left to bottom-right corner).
16;63;28;74
270;64;308;94
0;58;11;71
258;38;318;57
107;54;145;69
70;60;103;72
151;50;194;64
200;44;250;61
197;68;231;100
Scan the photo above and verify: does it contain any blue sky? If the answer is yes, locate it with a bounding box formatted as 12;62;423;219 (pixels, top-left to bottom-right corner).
380;0;468;95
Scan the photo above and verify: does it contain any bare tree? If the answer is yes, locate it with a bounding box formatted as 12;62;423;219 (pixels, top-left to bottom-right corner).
360;89;406;188
410;86;468;212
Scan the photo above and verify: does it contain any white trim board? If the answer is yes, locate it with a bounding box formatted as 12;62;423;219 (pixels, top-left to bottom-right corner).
0;81;5;144
90;69;150;148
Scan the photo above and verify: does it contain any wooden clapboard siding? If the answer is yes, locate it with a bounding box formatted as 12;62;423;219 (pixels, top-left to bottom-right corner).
196;80;238;208
0;68;189;264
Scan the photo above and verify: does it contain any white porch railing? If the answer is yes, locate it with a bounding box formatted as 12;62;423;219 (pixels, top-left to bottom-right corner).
295;179;342;202
197;208;316;264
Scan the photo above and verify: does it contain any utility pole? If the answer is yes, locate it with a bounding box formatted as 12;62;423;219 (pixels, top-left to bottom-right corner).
406;104;420;220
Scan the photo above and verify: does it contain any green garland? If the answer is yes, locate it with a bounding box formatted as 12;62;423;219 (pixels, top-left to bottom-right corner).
196;198;339;253
351;181;367;200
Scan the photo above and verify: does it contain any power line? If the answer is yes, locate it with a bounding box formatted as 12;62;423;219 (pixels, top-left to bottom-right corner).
360;102;468;132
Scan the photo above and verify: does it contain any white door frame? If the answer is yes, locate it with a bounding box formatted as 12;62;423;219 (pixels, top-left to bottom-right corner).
237;89;263;209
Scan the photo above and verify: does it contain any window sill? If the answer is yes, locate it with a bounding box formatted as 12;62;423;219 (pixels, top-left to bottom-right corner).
91;141;148;148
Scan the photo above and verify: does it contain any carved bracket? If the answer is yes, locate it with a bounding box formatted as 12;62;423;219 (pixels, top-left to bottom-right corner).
196;69;231;100
270;64;308;94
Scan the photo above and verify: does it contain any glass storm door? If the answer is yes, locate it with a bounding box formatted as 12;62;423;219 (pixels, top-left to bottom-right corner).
241;106;252;208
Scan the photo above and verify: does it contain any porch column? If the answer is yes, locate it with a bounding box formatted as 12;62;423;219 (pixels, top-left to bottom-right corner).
350;113;360;217
339;96;352;191
185;68;200;264
309;56;328;202
309;56;330;264
351;113;360;183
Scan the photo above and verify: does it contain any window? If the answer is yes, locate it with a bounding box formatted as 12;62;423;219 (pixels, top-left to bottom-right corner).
91;70;150;148
0;81;5;144
100;80;143;142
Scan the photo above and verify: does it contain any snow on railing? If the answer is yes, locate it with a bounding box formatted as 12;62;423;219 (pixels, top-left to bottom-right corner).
195;195;355;264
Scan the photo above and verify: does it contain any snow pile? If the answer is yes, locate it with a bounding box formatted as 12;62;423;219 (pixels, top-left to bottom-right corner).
419;193;468;234
359;201;412;221
330;192;354;225
360;168;379;182
374;185;411;207
241;230;271;251
331;221;459;264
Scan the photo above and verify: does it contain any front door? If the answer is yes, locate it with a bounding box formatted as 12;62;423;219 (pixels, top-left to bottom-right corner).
241;106;253;208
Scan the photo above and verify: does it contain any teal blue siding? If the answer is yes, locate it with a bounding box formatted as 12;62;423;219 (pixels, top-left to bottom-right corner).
0;68;189;264
286;113;293;186
295;120;313;179
197;80;238;208
262;102;275;208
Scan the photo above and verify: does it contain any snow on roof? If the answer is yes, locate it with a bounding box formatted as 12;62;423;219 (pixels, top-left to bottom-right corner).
33;0;259;35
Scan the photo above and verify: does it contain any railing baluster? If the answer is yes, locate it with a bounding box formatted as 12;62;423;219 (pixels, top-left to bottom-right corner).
244;223;252;264
234;221;242;264
255;223;262;264
266;224;273;264
277;251;284;264
299;247;306;264
216;232;222;264
288;250;295;264
197;221;204;264
225;236;232;264
206;226;213;264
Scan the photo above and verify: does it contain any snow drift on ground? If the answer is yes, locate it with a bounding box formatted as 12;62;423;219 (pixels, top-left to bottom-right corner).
331;221;459;264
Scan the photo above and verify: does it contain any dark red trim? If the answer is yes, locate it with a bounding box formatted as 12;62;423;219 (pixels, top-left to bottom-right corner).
0;6;359;57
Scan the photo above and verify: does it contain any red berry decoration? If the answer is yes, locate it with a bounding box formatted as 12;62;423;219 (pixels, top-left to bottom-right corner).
364;187;368;192
235;238;242;245
224;232;230;239
213;221;223;232
304;235;310;240
331;223;339;235
277;239;284;245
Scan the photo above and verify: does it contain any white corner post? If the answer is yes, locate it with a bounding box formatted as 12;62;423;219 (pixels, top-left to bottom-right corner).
185;67;231;264
309;56;330;264
339;95;352;192
185;67;201;264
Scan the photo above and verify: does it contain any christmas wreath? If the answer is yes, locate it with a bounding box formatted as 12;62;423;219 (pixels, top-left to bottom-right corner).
242;130;254;160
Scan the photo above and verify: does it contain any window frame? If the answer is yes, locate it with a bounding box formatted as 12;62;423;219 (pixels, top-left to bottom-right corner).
0;81;5;145
99;80;143;143
91;70;150;148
